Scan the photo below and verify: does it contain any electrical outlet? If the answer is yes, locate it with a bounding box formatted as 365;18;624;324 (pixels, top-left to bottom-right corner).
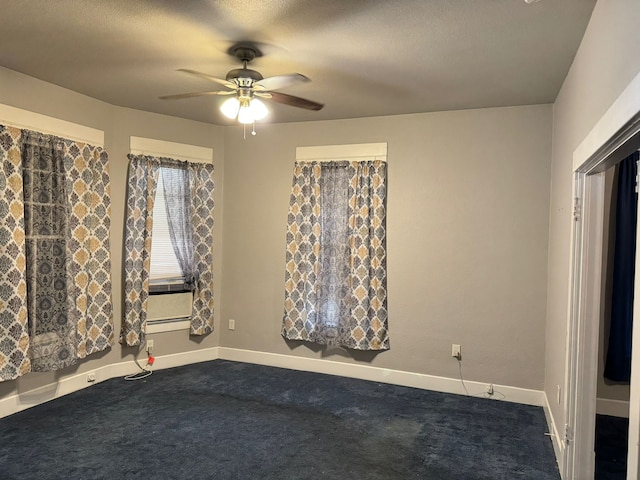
228;319;236;330
557;385;561;405
451;344;461;359
146;339;154;354
86;372;96;383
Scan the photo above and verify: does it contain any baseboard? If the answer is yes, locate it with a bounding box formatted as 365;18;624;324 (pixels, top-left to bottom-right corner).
217;347;546;406
0;363;112;419
0;347;220;419
543;392;565;478
1;346;548;420
128;345;220;373
596;397;629;418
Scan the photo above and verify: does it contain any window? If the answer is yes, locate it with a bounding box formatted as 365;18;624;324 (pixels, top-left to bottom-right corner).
122;137;214;340
149;167;190;293
0;117;113;381
281;143;389;351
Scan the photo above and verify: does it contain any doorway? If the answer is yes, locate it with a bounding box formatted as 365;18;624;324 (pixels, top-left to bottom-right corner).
594;160;634;478
565;72;640;479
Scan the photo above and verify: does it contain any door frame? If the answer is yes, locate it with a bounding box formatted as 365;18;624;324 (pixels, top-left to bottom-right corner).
565;70;640;479
564;169;604;480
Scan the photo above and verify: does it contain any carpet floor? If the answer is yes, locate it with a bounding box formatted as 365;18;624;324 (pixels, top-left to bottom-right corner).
596;414;628;480
0;360;560;479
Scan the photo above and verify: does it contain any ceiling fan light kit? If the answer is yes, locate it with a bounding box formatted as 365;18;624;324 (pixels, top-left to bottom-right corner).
161;42;323;135
220;97;268;124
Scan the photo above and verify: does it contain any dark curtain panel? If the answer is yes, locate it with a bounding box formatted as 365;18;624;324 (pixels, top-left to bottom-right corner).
604;151;639;382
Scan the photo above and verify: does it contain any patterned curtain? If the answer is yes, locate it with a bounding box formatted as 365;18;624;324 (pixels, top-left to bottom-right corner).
122;154;214;346
0;125;114;382
122;155;160;346
282;160;389;350
187;161;215;336
0;126;31;381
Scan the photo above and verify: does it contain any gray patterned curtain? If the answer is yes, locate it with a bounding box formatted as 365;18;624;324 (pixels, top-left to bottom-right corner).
188;161;215;335
0;125;114;382
0;126;32;381
58;135;114;360
22;131;74;371
282;160;389;350
122;154;214;346
122;155;160;346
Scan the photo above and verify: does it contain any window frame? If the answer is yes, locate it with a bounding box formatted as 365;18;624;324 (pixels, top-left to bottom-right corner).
129;136;213;331
286;142;388;345
148;165;191;295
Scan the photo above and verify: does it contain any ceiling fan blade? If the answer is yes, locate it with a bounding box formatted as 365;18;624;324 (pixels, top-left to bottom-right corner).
177;69;236;89
255;73;310;91
159;90;234;100
267;91;324;111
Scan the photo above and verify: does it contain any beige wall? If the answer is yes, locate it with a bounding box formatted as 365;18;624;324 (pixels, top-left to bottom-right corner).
0;70;553;402
0;67;224;399
545;0;640;429
221;105;552;390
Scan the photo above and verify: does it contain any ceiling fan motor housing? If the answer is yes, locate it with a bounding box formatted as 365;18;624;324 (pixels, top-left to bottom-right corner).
226;68;263;83
229;44;262;62
226;44;265;85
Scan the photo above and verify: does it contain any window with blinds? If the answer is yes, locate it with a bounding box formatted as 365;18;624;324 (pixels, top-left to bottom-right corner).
149;168;185;292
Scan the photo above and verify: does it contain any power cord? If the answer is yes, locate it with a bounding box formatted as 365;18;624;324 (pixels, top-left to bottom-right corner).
124;332;154;381
456;357;506;400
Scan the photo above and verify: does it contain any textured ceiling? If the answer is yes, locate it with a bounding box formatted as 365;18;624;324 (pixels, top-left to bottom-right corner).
0;0;596;125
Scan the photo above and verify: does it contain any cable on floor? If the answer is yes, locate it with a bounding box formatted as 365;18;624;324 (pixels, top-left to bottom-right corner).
457;357;506;400
124;331;154;381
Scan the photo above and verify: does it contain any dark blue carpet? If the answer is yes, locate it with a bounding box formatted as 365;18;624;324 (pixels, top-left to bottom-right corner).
0;360;560;479
596;414;628;480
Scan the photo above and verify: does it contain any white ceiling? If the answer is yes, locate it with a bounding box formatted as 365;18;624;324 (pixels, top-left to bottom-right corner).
0;0;596;126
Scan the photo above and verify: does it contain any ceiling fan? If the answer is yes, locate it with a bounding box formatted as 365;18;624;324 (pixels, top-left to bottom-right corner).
160;42;324;125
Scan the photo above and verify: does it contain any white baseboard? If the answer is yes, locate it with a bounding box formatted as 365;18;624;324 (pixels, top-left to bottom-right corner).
1;363;111;419
596;397;629;418
1;346;548;420
217;347;546;406
542;392;565;477
0;347;220;419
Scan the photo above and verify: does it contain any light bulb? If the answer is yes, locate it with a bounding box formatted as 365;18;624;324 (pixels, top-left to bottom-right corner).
237;104;255;124
220;97;240;119
249;98;268;120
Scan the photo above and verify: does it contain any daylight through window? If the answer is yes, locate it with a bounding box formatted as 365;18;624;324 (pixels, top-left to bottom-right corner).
150;167;184;285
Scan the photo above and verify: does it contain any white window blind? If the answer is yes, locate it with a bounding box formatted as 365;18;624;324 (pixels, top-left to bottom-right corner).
129;136;212;287
149;168;183;283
